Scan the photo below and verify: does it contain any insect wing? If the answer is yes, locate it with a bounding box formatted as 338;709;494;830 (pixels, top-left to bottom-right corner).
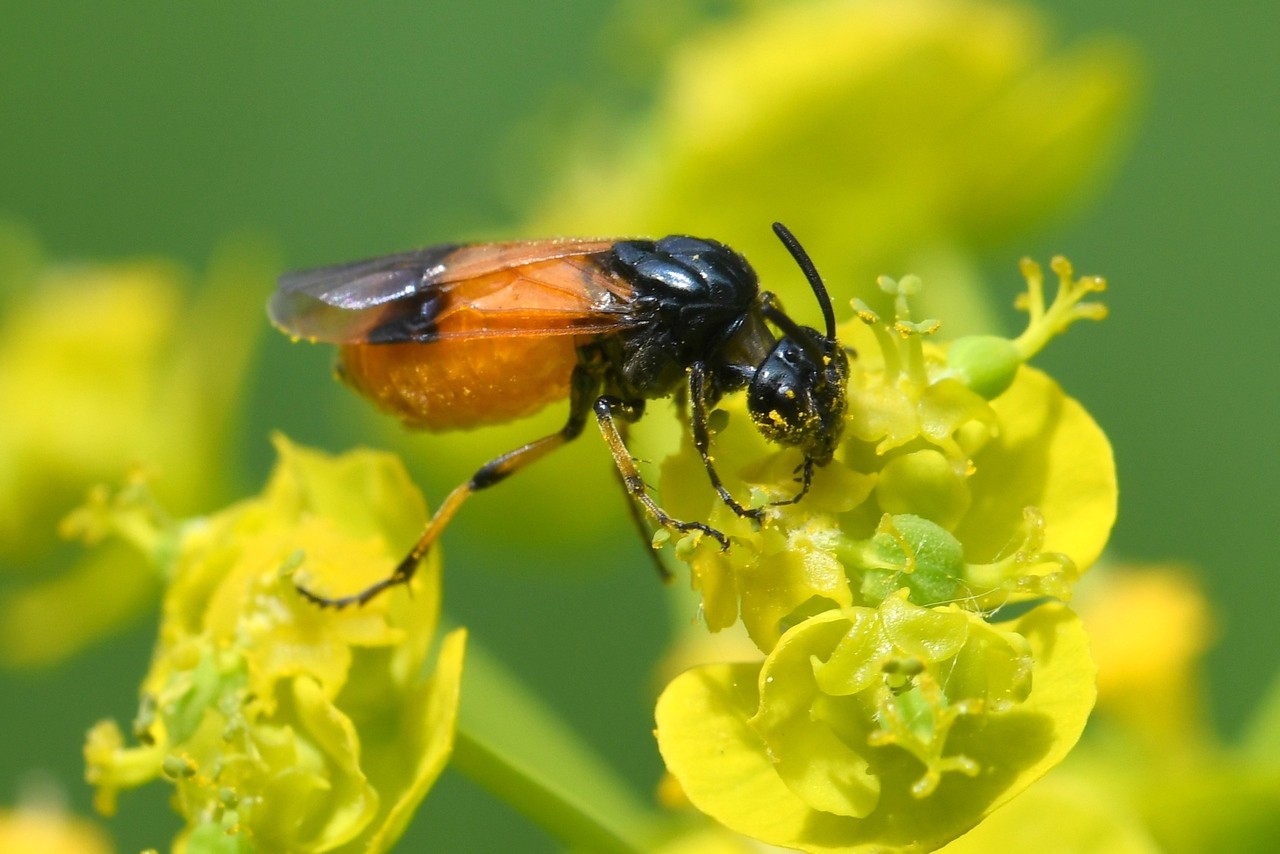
269;239;626;343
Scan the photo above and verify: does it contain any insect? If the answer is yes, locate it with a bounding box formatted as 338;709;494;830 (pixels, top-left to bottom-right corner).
269;222;849;607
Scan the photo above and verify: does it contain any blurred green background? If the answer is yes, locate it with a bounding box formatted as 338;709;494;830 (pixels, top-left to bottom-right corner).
1;1;1275;851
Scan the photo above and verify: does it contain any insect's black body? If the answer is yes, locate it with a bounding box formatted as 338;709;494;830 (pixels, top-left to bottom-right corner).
270;223;850;607
603;236;763;398
594;235;848;464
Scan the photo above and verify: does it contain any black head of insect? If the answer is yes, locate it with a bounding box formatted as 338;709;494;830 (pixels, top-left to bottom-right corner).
746;223;850;468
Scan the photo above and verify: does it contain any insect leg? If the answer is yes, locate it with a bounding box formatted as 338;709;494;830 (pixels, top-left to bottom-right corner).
297;365;599;609
607;414;674;581
689;363;765;522
594;395;730;551
771;456;815;506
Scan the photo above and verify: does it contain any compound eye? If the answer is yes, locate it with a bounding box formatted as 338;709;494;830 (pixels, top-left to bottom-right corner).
747;333;849;463
747;339;814;438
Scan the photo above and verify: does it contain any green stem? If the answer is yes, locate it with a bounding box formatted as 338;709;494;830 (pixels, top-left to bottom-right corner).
450;637;660;854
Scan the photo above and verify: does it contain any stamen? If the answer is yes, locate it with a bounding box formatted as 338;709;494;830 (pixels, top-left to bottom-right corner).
1013;256;1108;361
857;296;903;379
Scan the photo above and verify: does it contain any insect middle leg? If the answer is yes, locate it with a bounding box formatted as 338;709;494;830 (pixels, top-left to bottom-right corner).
297;365;599;609
688;362;765;522
593;395;729;551
607;414;675;582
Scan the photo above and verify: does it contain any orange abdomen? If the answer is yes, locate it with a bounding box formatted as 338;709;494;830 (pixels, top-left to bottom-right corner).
333;259;621;431
338;335;584;431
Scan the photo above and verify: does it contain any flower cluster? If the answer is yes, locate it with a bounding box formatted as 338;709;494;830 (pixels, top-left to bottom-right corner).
83;437;465;853
654;258;1115;852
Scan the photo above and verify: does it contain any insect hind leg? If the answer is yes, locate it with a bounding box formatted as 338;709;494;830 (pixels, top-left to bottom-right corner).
297;365;598;609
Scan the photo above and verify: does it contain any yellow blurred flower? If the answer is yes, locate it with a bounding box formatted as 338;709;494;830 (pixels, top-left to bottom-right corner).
0;223;273;666
937;770;1161;853
0;807;113;854
84;436;465;853
535;0;1137;329
1061;566;1280;853
1082;565;1215;752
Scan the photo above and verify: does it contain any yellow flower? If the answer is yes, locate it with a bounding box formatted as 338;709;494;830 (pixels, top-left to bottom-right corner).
534;0;1137;327
923;567;1280;853
0;807;112;854
84;436;465;853
664;258;1115;650
1081;565;1215;752
936;770;1161;853
1059;567;1280;852
654;259;1112;851
0;224;274;666
657;598;1094;853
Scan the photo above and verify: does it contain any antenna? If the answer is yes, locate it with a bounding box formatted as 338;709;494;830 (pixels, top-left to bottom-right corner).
772;222;836;340
760;299;825;364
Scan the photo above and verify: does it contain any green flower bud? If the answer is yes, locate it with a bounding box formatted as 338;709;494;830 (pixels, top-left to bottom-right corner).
946;334;1022;399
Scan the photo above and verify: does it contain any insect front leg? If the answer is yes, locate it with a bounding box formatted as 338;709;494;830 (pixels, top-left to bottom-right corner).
297;365;599;609
689;362;765;523
593;395;729;551
771;455;816;507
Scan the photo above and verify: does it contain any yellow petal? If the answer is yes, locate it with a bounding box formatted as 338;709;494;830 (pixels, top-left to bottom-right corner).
953;365;1116;572
657;602;1096;853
